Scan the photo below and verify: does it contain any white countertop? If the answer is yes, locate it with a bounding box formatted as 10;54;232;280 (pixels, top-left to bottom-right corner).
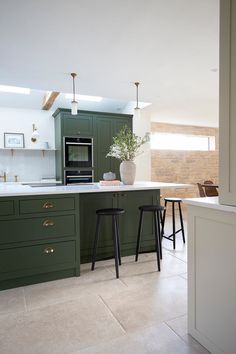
184;196;236;214
0;181;192;197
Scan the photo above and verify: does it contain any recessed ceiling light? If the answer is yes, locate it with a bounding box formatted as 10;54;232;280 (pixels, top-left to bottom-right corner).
65;93;102;102
0;85;31;94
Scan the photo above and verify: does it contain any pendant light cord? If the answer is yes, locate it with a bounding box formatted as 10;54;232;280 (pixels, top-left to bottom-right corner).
71;73;77;102
135;82;140;109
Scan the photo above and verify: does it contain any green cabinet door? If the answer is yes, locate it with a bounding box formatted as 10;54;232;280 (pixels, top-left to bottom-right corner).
94;115;132;182
94;116;113;181
62;113;94;137
111;118;132;179
118;190;159;255
80;192;116;262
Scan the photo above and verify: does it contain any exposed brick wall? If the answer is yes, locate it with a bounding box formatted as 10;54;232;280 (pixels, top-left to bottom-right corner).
151;122;219;212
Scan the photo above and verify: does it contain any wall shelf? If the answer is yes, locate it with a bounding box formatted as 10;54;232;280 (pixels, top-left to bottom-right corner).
0;148;57;157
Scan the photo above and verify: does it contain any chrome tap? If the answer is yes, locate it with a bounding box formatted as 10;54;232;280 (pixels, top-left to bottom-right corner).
0;172;7;182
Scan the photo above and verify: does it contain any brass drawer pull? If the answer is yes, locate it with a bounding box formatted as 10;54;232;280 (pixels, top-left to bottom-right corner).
44;247;54;254
43;220;55;227
42;202;54;209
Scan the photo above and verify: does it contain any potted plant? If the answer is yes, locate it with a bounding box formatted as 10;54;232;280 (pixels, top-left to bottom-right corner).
106;126;149;185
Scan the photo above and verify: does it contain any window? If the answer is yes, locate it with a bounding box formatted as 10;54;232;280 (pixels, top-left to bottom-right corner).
150;132;216;151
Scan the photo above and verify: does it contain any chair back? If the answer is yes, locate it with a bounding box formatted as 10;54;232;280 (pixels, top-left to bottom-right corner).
197;183;206;197
203;180;218;197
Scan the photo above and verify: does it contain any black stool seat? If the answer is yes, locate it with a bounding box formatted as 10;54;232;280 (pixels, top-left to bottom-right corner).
162;198;185;249
164;197;182;202
139;205;165;212
96;208;125;216
92;208;124;278
135;204;163;271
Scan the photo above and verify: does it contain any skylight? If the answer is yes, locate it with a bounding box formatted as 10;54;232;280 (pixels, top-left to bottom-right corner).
0;85;31;94
65;93;103;102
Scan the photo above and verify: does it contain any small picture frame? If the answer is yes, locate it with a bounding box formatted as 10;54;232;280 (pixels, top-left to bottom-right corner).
4;133;25;148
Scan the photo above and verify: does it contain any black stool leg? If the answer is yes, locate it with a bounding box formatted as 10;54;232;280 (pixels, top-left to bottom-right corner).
154;211;161;271
113;215;120;278
178;202;185;243
135;210;144;262
156;210;162;259
91;214;101;271
172;202;176;249
161;200;167;236
115;216;121;265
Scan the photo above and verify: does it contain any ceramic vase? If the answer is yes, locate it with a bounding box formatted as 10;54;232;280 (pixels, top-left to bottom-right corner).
120;160;136;185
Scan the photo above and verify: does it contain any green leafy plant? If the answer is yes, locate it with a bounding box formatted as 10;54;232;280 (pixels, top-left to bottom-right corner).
106;126;150;161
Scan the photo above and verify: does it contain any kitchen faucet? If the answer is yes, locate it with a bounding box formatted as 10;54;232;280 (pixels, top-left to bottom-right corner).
0;172;7;182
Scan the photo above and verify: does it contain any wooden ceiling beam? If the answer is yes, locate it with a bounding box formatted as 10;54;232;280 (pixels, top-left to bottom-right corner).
42;91;60;110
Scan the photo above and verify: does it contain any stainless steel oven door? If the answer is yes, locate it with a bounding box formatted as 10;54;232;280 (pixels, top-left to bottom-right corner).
64;137;93;168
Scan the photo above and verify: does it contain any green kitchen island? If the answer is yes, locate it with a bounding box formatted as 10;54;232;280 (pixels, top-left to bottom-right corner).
0;181;190;290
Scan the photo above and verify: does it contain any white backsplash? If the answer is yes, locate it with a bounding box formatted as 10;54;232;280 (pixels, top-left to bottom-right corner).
0;107;56;182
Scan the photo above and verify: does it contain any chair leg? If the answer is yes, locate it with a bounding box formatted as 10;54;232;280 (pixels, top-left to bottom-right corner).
135;210;144;262
113;215;120;278
115;216;121;265
178;202;185;243
91;215;101;271
172;202;176;249
156;210;162;259
154;211;161;271
161;200;167;236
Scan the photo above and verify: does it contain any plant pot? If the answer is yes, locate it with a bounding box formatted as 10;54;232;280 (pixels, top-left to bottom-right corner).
120;161;136;185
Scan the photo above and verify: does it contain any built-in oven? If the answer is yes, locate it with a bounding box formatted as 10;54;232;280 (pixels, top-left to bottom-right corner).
64;136;93;169
65;170;93;185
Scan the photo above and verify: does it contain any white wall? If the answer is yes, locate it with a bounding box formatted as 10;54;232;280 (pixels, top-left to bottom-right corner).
0;107;55;182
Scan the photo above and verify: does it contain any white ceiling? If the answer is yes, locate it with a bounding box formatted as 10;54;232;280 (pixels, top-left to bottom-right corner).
0;0;219;126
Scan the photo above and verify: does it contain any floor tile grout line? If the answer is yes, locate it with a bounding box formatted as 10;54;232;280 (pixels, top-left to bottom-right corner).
22;287;28;312
98;295;127;334
164;319;194;349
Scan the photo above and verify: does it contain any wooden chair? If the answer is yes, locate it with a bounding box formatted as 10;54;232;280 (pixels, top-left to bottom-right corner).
203;180;218;197
197;183;206;197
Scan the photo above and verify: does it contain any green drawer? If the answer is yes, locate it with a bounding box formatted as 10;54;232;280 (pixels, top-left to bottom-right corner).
19;197;75;214
0;200;14;216
0;214;75;244
0;241;76;277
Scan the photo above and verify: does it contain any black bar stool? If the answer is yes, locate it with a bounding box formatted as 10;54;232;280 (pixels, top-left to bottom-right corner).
135;205;165;271
161;198;185;249
91;208;125;278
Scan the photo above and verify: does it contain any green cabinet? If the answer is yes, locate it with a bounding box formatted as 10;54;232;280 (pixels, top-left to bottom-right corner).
53;109;132;183
0;194;80;290
94;115;132;181
79;190;160;263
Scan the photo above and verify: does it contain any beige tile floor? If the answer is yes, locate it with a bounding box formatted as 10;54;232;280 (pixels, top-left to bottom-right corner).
0;219;210;354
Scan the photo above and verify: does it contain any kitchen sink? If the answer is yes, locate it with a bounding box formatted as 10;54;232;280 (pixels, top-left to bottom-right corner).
22;182;63;187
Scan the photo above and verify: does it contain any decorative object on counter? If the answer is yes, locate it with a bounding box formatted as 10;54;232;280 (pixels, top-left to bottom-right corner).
4;133;25;148
70;72;78;115
133;81;141;120
107;126;149;185
31;124;39;143
43;141;50;149
103;172;116;181
99;180;121;186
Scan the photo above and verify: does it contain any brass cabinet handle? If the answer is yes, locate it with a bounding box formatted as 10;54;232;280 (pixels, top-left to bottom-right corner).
43;220;55;227
42;202;54;209
44;247;54;254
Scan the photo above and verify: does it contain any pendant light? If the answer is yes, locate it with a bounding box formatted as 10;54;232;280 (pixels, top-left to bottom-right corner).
134;82;141;119
71;73;78;115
